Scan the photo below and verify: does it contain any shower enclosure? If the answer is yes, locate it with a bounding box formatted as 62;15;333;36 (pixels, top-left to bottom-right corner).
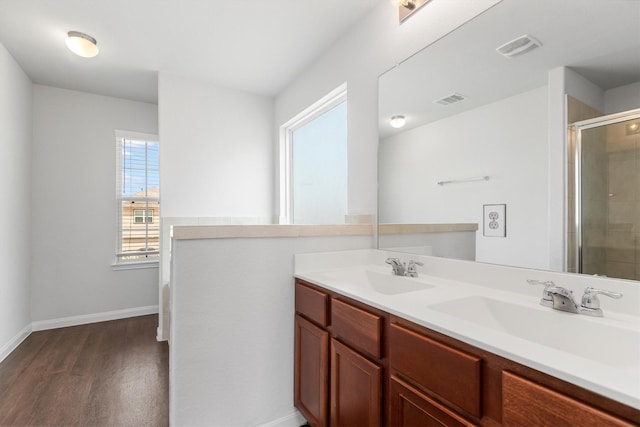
570;109;640;280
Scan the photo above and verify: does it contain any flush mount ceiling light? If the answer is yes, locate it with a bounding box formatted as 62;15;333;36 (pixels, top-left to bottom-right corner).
391;0;432;23
390;115;406;128
65;31;99;58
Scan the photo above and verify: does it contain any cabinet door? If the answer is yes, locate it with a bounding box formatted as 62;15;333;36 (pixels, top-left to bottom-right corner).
295;314;329;427
502;371;636;427
389;377;478;427
330;339;382;427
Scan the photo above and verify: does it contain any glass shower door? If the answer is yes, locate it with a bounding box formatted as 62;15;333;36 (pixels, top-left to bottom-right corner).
574;111;640;280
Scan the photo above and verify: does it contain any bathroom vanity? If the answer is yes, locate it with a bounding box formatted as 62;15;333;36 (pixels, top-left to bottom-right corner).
294;250;640;426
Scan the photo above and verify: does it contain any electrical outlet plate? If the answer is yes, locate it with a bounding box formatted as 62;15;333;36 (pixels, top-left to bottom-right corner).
483;204;506;237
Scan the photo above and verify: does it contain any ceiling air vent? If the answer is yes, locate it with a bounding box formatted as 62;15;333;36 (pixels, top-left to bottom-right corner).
496;34;542;58
433;93;467;106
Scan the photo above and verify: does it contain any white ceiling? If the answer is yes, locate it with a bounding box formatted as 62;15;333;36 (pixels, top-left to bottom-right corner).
0;0;384;103
379;0;640;138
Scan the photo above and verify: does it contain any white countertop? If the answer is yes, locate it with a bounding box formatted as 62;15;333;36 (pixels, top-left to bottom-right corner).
172;224;373;240
295;249;640;410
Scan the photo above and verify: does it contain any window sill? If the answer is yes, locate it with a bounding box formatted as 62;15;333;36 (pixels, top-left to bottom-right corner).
112;260;159;271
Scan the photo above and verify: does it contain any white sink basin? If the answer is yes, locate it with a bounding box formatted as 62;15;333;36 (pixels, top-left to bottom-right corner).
429;296;640;368
319;269;435;295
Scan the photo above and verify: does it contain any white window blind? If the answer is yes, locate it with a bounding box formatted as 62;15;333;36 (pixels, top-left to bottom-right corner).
115;131;159;263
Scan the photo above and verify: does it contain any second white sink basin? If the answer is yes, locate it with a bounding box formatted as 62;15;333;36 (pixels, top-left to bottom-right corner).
320;268;435;295
429;296;640;368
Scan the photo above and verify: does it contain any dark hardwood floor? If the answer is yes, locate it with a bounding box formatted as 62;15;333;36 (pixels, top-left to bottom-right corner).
0;315;168;426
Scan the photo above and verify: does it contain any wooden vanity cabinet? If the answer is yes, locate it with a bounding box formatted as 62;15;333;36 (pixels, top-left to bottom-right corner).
388;320;482;425
294;280;384;427
389;376;477;427
330;297;384;426
294;282;330;427
294;279;640;427
502;371;636;427
295;315;329;427
330;338;382;426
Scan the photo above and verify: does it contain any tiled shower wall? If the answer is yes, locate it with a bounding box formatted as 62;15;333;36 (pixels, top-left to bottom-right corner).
605;122;639;280
580;125;609;276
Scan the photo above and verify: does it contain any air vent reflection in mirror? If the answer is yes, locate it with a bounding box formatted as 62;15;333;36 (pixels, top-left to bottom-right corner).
433;93;467;106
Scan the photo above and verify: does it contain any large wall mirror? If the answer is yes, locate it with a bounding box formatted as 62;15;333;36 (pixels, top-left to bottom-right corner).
378;0;640;280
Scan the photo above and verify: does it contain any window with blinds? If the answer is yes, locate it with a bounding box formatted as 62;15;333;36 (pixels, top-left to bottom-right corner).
115;131;159;264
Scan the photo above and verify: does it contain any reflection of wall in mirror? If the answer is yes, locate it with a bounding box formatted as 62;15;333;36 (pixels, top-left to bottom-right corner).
379;75;639;272
378;224;477;260
379;86;549;269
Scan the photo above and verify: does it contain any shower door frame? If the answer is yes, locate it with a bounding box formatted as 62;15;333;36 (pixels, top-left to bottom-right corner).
570;108;640;275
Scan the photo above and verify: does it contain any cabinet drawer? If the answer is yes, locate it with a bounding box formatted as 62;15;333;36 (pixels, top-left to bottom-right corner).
295;281;329;327
389;322;482;418
390;376;478;427
331;298;382;359
502;371;636;427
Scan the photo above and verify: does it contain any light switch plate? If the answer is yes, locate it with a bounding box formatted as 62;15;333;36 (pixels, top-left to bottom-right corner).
483;204;506;237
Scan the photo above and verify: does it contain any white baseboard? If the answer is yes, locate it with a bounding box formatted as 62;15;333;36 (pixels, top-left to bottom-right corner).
0;323;32;364
257;410;306;427
156;326;166;342
31;305;159;332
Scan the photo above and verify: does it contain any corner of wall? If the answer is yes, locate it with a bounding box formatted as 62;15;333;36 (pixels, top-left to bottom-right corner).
0;41;34;362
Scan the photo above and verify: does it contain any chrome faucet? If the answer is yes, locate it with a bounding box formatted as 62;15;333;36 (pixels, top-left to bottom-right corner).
580;287;623;317
385;258;424;277
406;260;424;277
546;285;579;314
528;280;623;317
385;258;406;276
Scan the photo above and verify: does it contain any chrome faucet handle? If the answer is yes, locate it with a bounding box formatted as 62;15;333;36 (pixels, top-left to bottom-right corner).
406;260;424;278
527;279;555;307
580;287;623;317
385;258;406;276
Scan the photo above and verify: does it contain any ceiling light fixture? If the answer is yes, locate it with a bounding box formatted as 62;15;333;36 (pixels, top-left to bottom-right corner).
390;115;406;129
626;122;640;135
392;0;416;10
65;31;99;58
391;0;431;23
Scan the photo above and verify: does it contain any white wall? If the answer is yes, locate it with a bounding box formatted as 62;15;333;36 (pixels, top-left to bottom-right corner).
379;87;549;269
157;73;276;340
605;81;640;114
158;72;274;219
0;43;32;361
170;233;373;427
31;85;159;325
274;0;502;220
564;67;605;113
